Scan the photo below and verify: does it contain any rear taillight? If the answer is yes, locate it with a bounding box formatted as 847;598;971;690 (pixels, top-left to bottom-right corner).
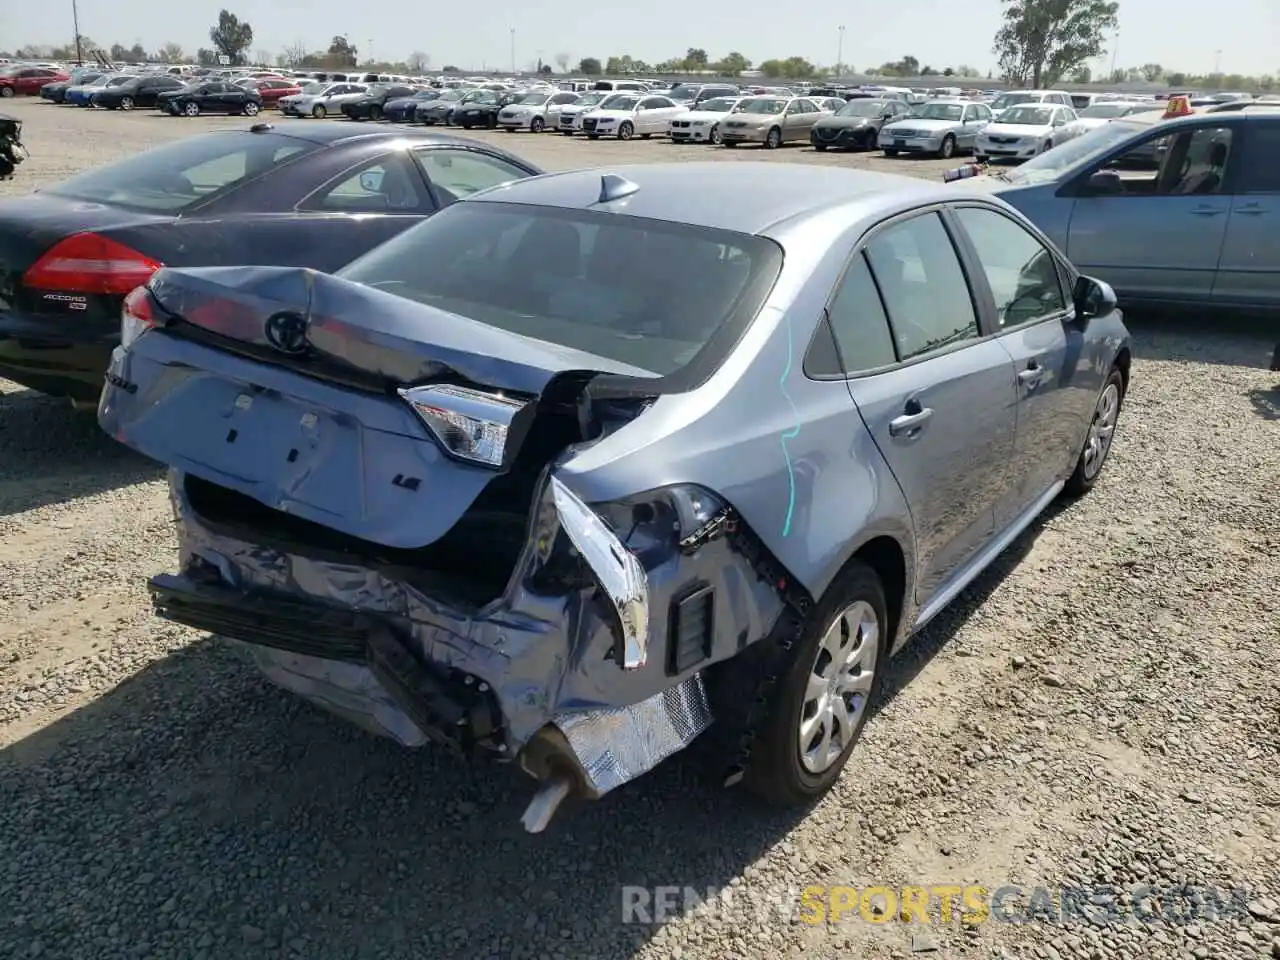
22;232;162;297
120;285;157;348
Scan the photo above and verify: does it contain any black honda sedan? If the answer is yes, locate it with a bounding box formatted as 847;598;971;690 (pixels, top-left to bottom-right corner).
158;80;264;117
341;82;417;121
91;73;188;110
0;124;542;402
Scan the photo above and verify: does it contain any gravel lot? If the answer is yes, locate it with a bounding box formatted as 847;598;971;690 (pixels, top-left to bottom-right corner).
1;99;1278;960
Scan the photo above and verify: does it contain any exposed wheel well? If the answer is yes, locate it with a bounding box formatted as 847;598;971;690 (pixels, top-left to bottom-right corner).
1113;347;1131;393
850;536;906;649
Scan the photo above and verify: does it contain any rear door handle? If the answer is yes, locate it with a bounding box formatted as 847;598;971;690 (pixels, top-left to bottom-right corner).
1191;206;1225;217
888;404;933;437
1235;204;1268;216
1017;361;1046;385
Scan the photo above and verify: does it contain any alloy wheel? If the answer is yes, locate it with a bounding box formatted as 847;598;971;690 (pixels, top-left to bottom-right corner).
1081;382;1120;480
797;600;879;774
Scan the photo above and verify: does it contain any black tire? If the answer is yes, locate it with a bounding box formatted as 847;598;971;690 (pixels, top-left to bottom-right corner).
311;104;326;119
370;105;382;121
118;96;134;111
183;101;200;117
975;154;988;163
1063;366;1125;497
531;116;544;132
618;121;634;140
1042;140;1054;154
461;123;472;129
742;561;887;807
939;134;956;159
764;126;782;149
883;149;898;157
709;123;721;145
0;87;13;99
587;134;600;140
243;101;260;116
812;143;827;151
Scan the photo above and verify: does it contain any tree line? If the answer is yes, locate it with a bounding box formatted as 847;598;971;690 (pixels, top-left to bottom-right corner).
5;0;1277;90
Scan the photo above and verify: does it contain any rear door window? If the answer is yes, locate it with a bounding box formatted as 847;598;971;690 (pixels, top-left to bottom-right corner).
43;132;319;213
412;148;532;204
1238;123;1280;193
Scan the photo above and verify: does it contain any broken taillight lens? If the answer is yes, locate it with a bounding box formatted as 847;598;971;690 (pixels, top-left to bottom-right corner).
120;285;158;348
398;384;527;469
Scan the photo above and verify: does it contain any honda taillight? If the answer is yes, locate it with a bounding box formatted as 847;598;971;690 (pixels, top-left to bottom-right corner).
22;232;162;296
120;285;157;348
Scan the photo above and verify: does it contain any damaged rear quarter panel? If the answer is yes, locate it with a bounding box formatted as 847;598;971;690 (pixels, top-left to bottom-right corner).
556;202;918;609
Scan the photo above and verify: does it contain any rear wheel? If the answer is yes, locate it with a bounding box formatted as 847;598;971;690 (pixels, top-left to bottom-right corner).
883;148;898;157
183;101;200;117
118;96;134;111
764;126;782;149
618;121;634;140
243;101;260;116
742;562;887;807
939;134;956;159
1063;367;1125;497
0;87;13;99
311;104;326;119
813;142;827;152
709;123;721;144
531;116;544;132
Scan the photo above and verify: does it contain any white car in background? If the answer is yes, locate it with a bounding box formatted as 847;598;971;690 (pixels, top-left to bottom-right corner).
1063;100;1160;136
556;90;614;134
579;92;687;140
278;81;368;118
973;103;1082;162
667;95;745;144
497;90;582;132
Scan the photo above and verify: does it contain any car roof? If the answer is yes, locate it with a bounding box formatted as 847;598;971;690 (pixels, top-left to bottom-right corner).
469;162;954;236
239;122;504;148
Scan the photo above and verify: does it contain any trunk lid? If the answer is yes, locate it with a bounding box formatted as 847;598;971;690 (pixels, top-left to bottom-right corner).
101;266;653;551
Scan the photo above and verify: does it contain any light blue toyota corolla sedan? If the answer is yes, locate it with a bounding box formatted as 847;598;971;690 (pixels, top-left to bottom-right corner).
98;162;1131;832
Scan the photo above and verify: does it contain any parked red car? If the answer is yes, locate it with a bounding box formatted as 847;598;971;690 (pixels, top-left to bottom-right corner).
0;66;69;97
236;78;301;104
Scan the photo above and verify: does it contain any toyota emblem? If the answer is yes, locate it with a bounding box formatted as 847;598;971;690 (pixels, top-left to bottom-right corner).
264;312;310;355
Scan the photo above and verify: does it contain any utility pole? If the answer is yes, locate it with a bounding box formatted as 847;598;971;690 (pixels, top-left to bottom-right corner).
71;0;83;65
1213;49;1222;75
1109;27;1120;78
510;28;516;75
836;25;845;79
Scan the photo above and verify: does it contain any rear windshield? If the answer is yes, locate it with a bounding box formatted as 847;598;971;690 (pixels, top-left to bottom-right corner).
337;202;783;377
43;131;318;213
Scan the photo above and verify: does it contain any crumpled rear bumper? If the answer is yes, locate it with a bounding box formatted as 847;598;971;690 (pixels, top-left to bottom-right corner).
155;470;733;823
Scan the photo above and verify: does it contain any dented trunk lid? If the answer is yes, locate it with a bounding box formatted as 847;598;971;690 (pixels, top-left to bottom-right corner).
100;265;653;550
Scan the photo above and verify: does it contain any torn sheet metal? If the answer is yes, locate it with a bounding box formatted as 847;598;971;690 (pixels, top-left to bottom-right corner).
166;469;785;783
554;674;713;795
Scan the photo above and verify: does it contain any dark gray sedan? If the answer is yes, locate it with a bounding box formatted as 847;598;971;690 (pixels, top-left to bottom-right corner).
100;163;1131;833
811;97;911;150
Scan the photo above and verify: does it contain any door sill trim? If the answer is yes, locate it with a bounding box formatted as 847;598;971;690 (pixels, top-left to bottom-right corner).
912;480;1064;634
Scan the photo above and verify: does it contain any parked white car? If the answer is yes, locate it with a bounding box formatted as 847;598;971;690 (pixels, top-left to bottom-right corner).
987;89;1074;119
974;103;1081;162
580;93;687;140
497;90;582;132
556;90;615;134
278;81;368;118
1063;100;1160;136
667;95;745;144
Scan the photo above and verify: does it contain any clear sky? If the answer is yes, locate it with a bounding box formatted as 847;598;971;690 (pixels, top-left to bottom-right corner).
3;0;1277;77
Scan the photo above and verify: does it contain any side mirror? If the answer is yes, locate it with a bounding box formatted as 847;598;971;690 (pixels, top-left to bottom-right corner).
358;170;386;193
1085;170;1123;195
1072;275;1117;321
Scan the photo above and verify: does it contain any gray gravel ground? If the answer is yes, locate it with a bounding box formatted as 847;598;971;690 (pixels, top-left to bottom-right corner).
1;99;1278;960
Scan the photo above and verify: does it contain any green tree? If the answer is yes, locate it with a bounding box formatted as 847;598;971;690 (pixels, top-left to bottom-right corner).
578;57;602;75
714;51;751;75
209;9;254;65
327;36;357;67
160;41;185;62
992;0;1118;87
1165;71;1187;86
684;47;708;69
109;43;129;61
1070;64;1092;82
196;48;218;66
1140;62;1163;81
758;56;816;78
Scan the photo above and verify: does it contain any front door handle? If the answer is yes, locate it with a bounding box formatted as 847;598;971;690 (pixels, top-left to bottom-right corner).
889;403;933;437
1235;204;1267;216
1191;206;1225;217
